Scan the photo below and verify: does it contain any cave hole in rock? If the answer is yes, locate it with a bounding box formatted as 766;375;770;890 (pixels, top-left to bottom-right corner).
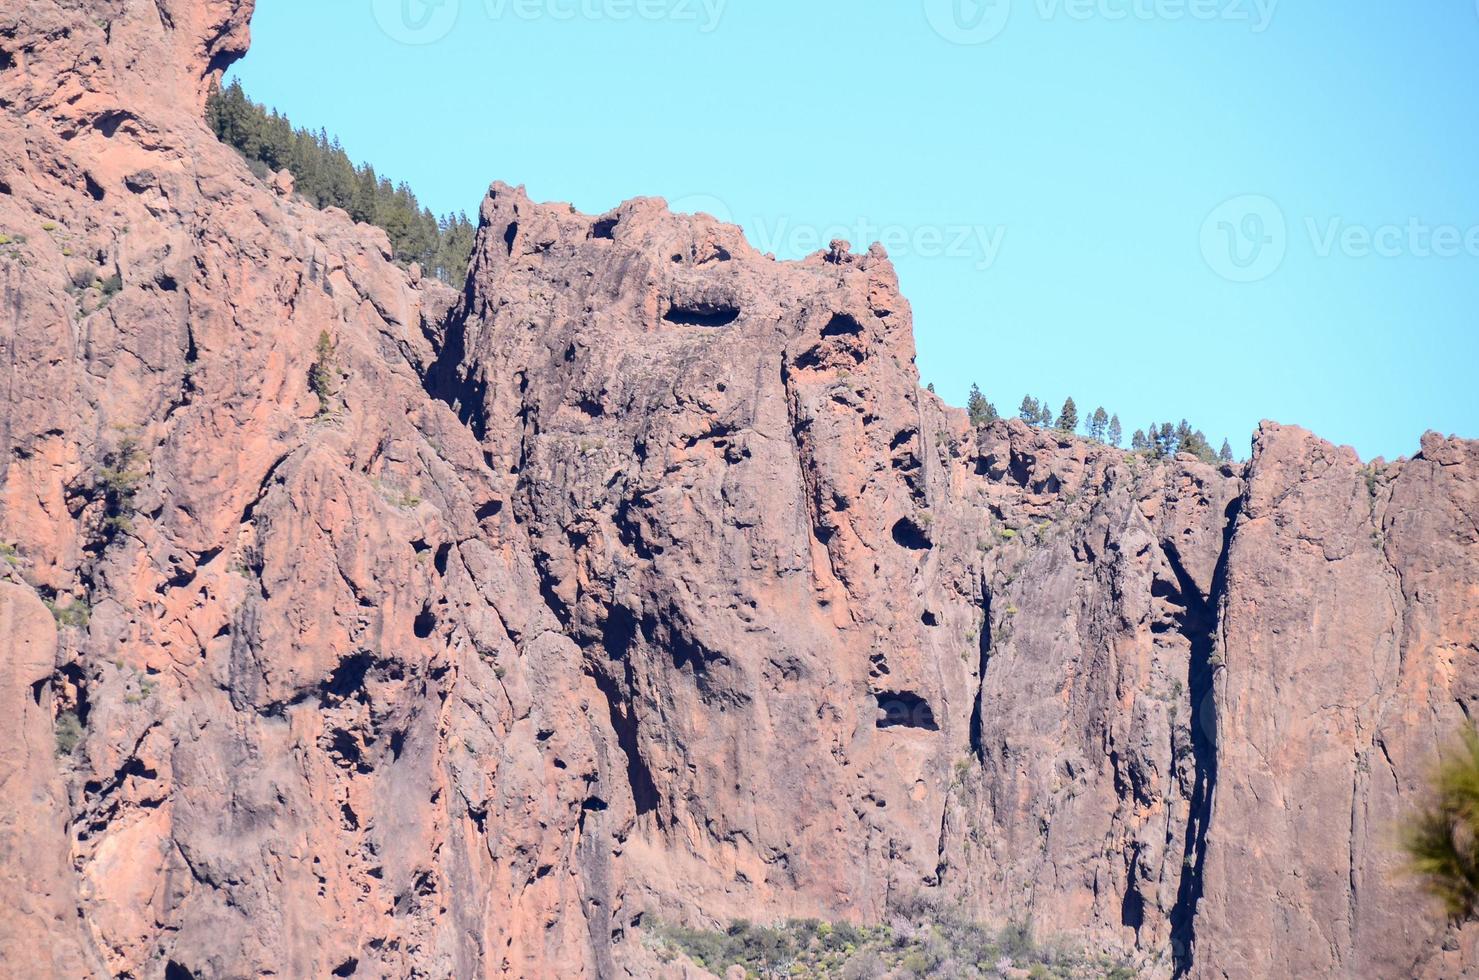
0;49;13;71
591;216;618;239
93;110;129;138
414;605;437;639
503;221;518;255
164;962;197;980
663;302;741;328
434;542;452;576
821;312;864;337
874;691;939;731
83;173;105;201
891;516;933;551
331;958;359;977
322;654;373;702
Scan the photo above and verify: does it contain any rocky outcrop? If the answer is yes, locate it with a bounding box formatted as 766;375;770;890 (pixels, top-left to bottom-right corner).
0;2;1474;978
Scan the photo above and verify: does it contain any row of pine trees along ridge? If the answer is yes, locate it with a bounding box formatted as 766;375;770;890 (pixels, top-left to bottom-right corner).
206;81;477;284
958;384;1235;464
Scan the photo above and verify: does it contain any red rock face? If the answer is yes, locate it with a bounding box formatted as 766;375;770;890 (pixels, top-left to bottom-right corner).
0;2;1475;978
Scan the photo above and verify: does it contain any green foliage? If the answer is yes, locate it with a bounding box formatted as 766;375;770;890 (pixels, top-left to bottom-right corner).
651;908;1134;979
45;598;91;629
0;542;18;566
1107;414;1122;448
1056;397;1079;433
1404;727;1479;920
99;272;123;303
1219;438;1235;463
98;432;146;537
1130;419;1221;465
967;384;999;427
1019;395;1040;424
206;81;476;283
1088;406;1109;441
310;330;339;416
55;710;83;755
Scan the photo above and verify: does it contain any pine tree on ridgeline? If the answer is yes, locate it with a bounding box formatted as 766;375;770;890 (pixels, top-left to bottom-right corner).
1019;395;1040;424
1056;397;1078;433
1220;439;1235;463
204;80;473;283
967;384;999;427
1089;406;1108;442
1108;414;1122;448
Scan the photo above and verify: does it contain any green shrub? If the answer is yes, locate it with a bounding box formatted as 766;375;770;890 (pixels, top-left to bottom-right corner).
45;598;91;629
54;710;83;755
0;542;18;566
651;910;1129;979
98;433;146;537
310;330;339;416
1404;727;1479;920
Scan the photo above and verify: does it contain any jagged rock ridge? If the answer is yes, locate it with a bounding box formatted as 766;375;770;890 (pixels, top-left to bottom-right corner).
0;2;1475;977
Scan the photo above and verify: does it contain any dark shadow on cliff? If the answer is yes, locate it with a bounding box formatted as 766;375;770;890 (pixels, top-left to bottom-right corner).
1168;495;1243;975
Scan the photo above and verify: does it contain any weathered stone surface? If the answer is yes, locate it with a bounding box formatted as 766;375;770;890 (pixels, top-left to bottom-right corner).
0;2;1475;978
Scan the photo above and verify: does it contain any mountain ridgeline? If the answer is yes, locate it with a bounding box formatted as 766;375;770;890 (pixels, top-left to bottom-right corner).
206;79;475;283
0;3;1476;979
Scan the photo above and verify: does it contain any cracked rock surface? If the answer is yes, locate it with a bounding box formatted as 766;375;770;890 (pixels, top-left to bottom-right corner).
0;2;1475;977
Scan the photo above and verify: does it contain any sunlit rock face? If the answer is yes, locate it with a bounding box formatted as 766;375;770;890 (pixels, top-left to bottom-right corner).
0;2;1474;977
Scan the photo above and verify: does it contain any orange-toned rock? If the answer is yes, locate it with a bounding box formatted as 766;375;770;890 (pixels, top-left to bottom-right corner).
0;1;1475;978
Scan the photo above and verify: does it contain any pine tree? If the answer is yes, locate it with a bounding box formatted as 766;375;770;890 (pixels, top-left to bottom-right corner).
1038;400;1054;427
1056;397;1078;433
1131;429;1147;452
1019;395;1040;424
1089;406;1108;442
1108;414;1123;448
967;384;997;427
1219;439;1234;463
926;382;936;394
204;83;474;284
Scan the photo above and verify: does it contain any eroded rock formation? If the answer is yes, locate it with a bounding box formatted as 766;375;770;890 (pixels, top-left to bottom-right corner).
0;2;1475;977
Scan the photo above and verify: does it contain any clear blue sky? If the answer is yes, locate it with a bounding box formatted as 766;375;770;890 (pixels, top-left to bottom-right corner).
232;0;1479;460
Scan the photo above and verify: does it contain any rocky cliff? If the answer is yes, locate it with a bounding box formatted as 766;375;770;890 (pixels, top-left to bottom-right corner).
1;2;1475;978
